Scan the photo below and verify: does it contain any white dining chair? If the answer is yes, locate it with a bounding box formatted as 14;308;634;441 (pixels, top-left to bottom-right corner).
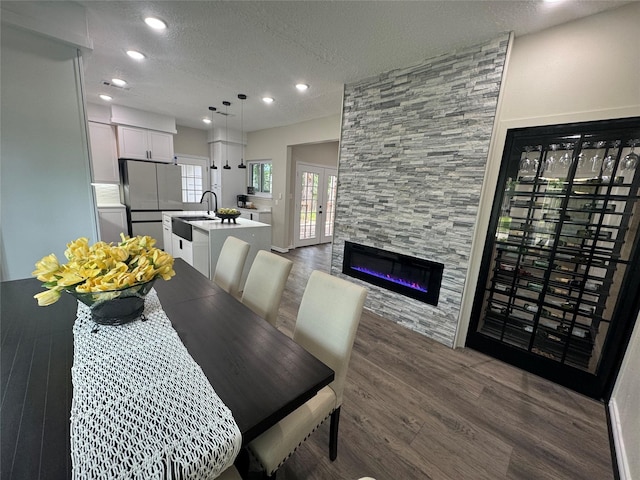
248;270;367;478
241;250;293;327
216;465;242;480
213;236;250;297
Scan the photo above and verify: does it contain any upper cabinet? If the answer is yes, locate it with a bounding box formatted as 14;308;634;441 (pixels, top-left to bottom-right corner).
117;125;174;162
88;122;119;183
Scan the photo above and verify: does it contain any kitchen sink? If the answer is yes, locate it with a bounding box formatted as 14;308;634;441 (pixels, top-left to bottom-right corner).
172;215;217;242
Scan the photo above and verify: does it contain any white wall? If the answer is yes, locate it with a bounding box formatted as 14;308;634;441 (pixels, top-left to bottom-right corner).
610;314;640;480
1;16;98;280
291;142;339;168
245;115;341;250
457;3;640;477
174;126;209;158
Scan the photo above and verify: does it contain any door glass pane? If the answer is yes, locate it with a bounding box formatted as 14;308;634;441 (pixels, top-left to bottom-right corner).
180;164;203;203
299;172;319;240
324;174;337;238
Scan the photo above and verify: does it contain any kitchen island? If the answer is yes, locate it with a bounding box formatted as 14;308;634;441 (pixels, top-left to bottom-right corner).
162;211;271;287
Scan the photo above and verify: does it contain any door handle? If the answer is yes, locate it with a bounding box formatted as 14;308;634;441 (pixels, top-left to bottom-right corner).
318;206;323;214
179;239;183;249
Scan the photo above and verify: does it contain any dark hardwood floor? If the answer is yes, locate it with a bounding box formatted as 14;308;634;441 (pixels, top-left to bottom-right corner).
263;243;613;480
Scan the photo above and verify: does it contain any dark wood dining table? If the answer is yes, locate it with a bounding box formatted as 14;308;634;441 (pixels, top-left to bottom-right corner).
1;259;334;479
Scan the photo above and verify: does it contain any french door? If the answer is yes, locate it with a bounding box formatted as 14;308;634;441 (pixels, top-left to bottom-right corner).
294;164;338;247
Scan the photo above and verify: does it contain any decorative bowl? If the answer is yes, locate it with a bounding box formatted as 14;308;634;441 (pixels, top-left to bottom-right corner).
217;213;241;223
68;279;156;325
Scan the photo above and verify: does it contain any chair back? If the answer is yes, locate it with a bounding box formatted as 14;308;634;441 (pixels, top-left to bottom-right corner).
241;250;293;326
294;271;367;407
213;236;250;297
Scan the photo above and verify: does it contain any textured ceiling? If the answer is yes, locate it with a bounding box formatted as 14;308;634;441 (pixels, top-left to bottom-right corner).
79;1;629;132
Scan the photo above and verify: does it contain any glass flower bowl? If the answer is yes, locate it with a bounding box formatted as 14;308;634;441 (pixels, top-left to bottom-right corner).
67;279;156;325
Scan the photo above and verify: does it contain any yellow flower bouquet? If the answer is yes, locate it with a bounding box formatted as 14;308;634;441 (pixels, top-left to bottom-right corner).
33;235;175;325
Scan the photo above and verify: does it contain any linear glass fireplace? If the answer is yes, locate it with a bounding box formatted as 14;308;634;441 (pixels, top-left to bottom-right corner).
342;241;444;306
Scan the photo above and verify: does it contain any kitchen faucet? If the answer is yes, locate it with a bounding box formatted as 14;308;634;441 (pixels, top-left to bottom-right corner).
199;190;218;215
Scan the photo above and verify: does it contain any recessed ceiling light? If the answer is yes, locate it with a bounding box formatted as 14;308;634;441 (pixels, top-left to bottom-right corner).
99;94;113;101
126;50;145;60
295;83;309;91
144;17;167;30
111;78;127;87
203;118;212;124
262;97;274;104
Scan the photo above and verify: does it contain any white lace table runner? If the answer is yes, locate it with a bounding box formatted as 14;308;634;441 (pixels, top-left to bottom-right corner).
71;289;241;480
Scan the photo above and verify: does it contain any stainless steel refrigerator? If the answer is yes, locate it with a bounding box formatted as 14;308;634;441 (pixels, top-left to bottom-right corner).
119;159;183;249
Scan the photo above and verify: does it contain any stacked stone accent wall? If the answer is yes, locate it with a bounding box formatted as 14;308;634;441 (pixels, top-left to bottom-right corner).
331;35;509;347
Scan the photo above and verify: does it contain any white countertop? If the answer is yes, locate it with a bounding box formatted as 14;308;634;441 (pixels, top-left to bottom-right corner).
163;210;270;231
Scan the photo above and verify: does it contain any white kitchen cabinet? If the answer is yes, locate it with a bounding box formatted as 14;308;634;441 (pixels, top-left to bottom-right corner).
117;125;174;162
147;131;173;161
88;122;119;183
192;228;210;278
98;206;127;243
162;214;173;255
172;233;193;265
238;209;271;224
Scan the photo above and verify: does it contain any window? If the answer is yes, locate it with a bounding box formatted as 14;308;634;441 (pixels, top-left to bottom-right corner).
180;164;203;202
176;156;209;203
248;160;272;196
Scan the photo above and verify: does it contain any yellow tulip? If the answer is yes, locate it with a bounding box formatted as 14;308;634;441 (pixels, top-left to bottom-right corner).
32;253;61;281
112;247;129;262
64;237;90;261
56;271;85;287
34;289;61;306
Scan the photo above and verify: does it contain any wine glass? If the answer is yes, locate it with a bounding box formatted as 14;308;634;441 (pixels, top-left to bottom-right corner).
603;154;615;174
590;141;606;173
519;147;532;173
559;143;572;171
544;144;558;174
623;144;638;171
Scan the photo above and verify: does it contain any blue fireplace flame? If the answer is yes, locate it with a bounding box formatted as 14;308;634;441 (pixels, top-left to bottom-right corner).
352;266;428;292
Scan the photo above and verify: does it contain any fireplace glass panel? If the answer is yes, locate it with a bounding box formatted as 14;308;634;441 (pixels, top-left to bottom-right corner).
342;242;443;306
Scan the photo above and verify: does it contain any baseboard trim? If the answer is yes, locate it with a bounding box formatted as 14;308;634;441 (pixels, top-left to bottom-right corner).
271;246;289;253
608;399;628;480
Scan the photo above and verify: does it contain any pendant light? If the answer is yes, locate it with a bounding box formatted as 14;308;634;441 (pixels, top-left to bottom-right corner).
222;101;231;169
208;106;217;169
238;94;247;169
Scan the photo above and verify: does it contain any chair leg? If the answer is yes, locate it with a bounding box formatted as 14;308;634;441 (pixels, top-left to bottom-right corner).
329;407;341;461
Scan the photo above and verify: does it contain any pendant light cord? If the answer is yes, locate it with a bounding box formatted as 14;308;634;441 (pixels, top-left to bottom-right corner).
238;94;247;169
209;106;217;169
223;101;231;169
